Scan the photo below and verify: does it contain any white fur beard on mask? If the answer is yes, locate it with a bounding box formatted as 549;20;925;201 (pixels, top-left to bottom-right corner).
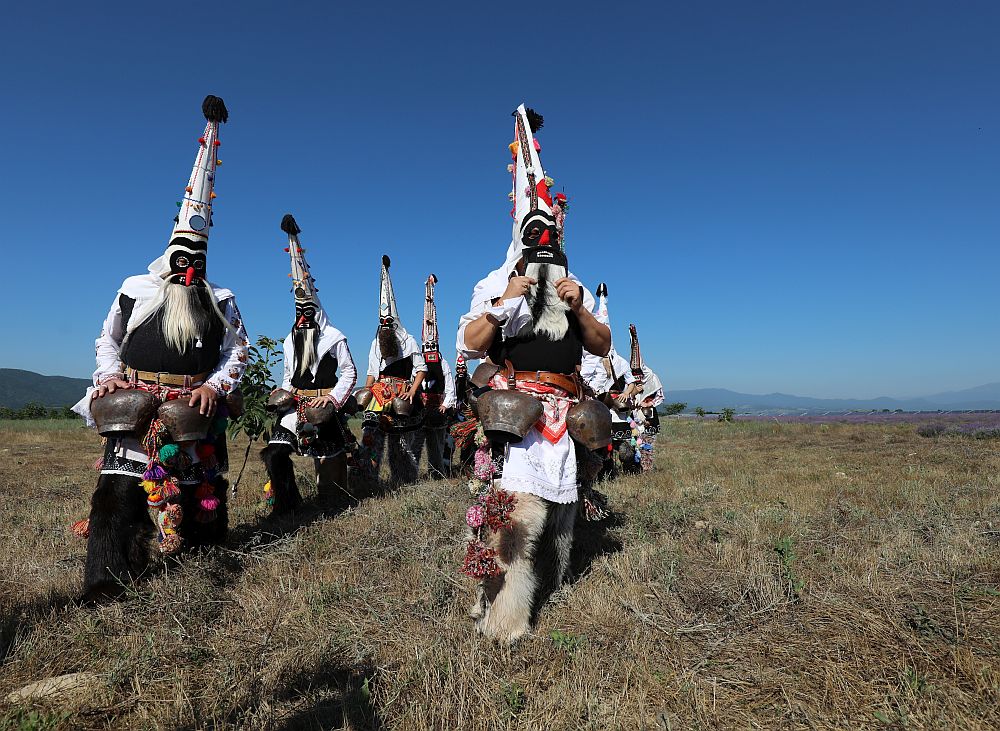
123;277;237;354
523;262;570;340
162;282;210;353
295;327;318;376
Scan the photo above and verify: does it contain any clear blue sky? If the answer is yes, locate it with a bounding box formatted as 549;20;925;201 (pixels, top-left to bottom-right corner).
1;1;996;399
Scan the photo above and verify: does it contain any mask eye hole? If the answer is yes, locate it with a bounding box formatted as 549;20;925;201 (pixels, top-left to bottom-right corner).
175;256;189;268
193;260;205;270
304;308;315;318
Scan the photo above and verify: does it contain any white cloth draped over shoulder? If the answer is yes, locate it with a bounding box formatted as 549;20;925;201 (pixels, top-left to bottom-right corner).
581;346;634;397
71;272;248;427
366;328;428;379
280;328;357;408
455;269;596;361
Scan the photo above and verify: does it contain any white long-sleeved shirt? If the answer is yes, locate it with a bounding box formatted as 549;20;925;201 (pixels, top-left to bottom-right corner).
280;336;357;409
366;331;427;379
421;357;457;408
92;293;249;395
581;348;635;396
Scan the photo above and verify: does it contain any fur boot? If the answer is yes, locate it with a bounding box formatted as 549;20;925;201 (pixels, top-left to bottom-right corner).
261;442;300;514
476;492;549;643
82;473;157;603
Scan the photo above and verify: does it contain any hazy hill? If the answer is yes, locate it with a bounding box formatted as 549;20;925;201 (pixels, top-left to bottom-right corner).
0;369;90;409
666;385;1000;414
3;367;999;413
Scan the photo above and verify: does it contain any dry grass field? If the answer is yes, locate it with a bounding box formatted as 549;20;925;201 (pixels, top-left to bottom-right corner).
1;418;998;730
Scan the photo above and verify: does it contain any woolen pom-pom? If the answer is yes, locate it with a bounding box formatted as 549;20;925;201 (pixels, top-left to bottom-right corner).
158;444;180;463
195;443;216;459
160;534;183;554
200;496;221;512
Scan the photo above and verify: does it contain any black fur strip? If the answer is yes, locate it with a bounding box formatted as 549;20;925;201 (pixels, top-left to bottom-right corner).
525;107;544;132
260;443;301;513
382;254;391;269
597;283;607;297
82;473;157;603
280;213;301;235
202;95;229;123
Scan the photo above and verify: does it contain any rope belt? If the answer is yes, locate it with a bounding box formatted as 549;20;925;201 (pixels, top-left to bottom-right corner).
125;368;210;388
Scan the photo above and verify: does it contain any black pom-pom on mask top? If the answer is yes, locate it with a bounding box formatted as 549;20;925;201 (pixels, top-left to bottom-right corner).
597;283;607;297
202;95;229;124
512;107;544;133
280;214;301;235
382;255;391;269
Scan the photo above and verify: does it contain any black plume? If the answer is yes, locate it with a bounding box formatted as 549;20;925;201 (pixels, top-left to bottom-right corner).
597;283;607;297
525;107;544;132
202;95;229;123
429;273;438;284
280;214;301;235
382;255;391;269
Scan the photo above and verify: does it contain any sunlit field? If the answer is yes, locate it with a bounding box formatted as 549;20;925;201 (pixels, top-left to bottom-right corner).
1;418;998;730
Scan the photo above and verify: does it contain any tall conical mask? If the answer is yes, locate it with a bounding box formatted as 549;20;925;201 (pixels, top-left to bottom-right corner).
281;214;321;330
160;95;228;285
510;104;557;250
379;255;398;327
422;274;440;362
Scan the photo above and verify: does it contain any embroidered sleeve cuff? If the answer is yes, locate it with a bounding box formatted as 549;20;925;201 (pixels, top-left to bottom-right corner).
97;372;125;385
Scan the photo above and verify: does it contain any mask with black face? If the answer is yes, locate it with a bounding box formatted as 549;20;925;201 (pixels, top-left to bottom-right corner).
294;301;318;330
519;210;557;247
166;237;208;287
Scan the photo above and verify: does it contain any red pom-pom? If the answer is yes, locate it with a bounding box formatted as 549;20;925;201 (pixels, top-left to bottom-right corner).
196;443;216;459
70;519;90;539
198;137;206;145
214;139;221;146
283;247;290;253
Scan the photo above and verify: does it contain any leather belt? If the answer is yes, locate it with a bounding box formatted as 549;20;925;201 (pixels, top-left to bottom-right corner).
295;387;333;398
126;368;210;388
504;360;581;399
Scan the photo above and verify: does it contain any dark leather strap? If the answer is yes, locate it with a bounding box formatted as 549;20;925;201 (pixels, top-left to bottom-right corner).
503;360;581;399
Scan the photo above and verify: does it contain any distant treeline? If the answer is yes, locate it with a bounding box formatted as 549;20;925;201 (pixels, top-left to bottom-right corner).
0;402;80;420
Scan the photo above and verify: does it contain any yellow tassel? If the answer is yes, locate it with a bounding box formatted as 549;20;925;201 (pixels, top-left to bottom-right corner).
509;141;519;156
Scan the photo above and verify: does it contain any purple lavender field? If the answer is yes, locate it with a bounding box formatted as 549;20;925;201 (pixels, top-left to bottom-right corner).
731;411;1000;437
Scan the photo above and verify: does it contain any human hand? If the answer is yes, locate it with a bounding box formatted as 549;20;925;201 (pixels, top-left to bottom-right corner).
438;403;448;414
93;379;131;399
554;277;583;312
309;395;335;408
188;385;219;416
501;275;536;302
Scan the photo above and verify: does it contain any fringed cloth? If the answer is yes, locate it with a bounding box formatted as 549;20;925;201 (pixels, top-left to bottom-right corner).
487;373;575;444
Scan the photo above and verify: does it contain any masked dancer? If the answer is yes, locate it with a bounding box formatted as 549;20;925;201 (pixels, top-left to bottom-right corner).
260;214;358;513
409;274;457;479
355;255;427;487
72;96;248;601
456;105;611;642
581;283;641;480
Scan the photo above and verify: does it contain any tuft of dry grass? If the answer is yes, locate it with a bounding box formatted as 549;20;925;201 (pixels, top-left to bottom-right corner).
1;418;998;729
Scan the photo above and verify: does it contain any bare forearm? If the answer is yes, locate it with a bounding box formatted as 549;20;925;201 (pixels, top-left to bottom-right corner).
364;375;375;389
577;307;611;356
463;313;501;353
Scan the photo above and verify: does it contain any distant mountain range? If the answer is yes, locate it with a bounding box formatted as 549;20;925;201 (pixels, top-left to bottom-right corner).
1;368;998;414
666;383;1000;414
0;369;91;409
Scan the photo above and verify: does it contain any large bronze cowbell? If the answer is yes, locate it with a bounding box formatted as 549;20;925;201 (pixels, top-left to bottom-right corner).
476;389;543;444
566;399;612;450
90;389;159;438
158;400;211;442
